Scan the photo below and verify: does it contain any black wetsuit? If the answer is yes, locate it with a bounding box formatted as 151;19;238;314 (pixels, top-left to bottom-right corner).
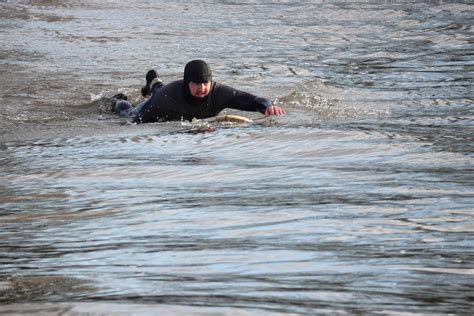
128;80;272;124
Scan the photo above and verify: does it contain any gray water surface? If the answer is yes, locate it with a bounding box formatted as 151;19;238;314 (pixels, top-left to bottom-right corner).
1;1;473;315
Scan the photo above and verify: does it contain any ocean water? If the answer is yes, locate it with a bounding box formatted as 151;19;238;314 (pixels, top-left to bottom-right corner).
0;1;473;315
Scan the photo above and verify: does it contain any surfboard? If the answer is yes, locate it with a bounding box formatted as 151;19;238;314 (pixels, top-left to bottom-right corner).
214;114;253;124
178;114;254;134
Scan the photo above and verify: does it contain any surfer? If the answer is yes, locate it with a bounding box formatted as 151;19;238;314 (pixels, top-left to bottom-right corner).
111;60;286;123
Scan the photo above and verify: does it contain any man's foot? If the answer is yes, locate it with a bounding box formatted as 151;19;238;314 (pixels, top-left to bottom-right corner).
111;100;134;116
146;69;157;84
112;93;128;100
110;93;128;113
141;69;163;97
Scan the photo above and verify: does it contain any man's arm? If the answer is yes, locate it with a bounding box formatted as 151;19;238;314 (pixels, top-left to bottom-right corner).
216;84;286;116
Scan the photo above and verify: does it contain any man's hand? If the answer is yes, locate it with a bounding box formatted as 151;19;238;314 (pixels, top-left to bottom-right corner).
265;105;286;116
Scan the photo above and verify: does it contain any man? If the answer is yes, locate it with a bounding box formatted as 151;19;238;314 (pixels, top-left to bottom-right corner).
111;60;286;123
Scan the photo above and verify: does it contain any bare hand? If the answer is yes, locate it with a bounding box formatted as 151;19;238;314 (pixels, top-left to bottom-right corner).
265;105;286;116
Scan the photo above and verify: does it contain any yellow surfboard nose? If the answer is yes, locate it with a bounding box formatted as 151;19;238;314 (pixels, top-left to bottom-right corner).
215;115;253;124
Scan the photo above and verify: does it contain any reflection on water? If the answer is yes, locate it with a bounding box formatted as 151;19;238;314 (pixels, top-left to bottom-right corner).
1;0;473;315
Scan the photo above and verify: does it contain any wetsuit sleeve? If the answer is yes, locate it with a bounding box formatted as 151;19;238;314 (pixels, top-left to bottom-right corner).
216;84;272;114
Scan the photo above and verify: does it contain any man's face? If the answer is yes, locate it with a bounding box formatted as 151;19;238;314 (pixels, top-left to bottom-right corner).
188;81;211;98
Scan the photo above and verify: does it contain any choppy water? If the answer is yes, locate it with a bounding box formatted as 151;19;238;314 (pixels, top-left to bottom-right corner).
1;1;473;315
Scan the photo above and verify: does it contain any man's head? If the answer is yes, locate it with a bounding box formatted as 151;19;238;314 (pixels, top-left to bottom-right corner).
184;60;212;99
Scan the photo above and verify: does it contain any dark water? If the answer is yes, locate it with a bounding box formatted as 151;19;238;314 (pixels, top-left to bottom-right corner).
1;1;473;315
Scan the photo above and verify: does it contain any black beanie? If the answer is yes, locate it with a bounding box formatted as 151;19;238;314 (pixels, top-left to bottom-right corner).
184;60;212;83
